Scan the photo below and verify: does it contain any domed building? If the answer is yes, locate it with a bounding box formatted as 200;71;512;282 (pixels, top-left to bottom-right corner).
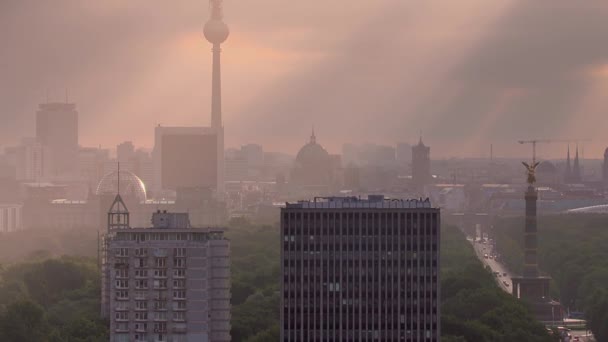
96;170;147;203
290;130;340;191
536;161;559;185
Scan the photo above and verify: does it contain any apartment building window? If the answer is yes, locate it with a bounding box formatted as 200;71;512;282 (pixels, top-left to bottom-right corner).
135;269;148;278
135;248;148;257
173;311;185;321
135;279;148;289
135;291;146;300
155;301;167;310
115;291;128;300
172;301;187;310
154;311;167;321
154;269;167;278
154;322;167;333
135;312;148;321
173;269;185;278
135;258;147;268
135;301;148;310
134;333;147;341
173;258;186;268
115;269;128;278
116;248;128;257
153;279;168;289
115;312;128;321
174;248;186;257
173;290;186;300
134;323;147;332
115;280;128;289
115;301;128;311
173;279;186;289
155;257;167;268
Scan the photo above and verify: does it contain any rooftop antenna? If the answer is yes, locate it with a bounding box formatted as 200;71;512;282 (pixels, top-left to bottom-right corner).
117;162;121;196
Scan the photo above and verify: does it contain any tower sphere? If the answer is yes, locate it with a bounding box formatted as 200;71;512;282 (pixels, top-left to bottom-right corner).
204;19;230;44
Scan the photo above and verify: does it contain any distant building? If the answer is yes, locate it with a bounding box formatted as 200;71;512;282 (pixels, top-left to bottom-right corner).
395;142;412;168
281;196;441;341
603;148;608;187
117;141;136;163
412;137;432;187
79;147;110;189
0;204;22;233
153;126;219;196
36;102;79;178
101;199;231;342
290;130;340;192
12;138;49;182
564;145;582;184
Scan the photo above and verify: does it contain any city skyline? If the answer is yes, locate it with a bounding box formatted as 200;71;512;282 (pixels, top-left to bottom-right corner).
2;1;608;158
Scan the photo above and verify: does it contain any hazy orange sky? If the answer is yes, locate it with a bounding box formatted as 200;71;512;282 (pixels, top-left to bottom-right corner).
2;1;608;158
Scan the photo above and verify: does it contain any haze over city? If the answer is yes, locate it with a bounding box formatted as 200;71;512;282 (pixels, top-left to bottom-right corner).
2;0;608;157
1;1;607;341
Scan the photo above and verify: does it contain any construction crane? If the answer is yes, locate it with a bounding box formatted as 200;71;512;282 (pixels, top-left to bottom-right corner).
518;138;592;164
517;139;554;164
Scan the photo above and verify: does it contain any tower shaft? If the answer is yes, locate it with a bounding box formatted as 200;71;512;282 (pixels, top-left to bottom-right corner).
211;43;222;129
523;186;539;277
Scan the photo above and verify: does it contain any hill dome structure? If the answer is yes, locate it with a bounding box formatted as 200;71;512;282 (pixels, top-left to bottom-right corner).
290;130;338;189
96;170;147;203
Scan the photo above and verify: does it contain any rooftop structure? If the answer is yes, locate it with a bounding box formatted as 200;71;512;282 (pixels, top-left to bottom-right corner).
286;195;432;209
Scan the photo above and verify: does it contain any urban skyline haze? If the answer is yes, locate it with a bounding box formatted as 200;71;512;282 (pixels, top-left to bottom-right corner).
2;1;608;158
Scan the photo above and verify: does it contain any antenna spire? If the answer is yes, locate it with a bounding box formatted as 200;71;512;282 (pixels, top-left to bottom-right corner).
117;162;121;196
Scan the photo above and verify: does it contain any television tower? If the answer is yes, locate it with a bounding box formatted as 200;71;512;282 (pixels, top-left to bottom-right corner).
204;0;229;129
204;0;229;196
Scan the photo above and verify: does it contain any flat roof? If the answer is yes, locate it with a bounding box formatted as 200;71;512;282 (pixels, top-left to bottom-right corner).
285;196;434;209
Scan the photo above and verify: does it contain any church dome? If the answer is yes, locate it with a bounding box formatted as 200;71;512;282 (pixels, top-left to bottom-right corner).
295;130;330;167
296;141;330;167
537;161;557;174
96;170;147;202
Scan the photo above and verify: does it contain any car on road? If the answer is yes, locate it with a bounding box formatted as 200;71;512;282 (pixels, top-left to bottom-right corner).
502;281;510;287
484;254;489;259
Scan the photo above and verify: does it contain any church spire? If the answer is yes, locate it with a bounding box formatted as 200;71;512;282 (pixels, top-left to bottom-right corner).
573;144;581;182
564;145;572;183
107;163;130;231
310;126;316;144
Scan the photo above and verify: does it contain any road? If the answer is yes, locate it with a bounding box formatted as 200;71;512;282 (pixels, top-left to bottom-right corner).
468;238;512;293
467;237;595;341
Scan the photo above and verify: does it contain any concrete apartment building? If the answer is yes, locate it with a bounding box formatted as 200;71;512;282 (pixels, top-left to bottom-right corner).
101;192;230;342
281;196;440;341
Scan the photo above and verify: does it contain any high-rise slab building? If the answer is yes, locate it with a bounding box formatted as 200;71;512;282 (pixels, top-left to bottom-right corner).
281;196;441;341
101;194;231;342
411;137;431;189
36;102;79;178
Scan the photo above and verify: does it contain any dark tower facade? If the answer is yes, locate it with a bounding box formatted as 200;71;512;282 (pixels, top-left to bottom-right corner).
411;137;431;188
281;196;441;341
511;164;562;322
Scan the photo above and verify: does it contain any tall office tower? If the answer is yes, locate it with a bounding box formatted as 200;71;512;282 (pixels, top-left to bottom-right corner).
101;196;231;342
281;196;441;341
411;137;431;188
36;102;79;178
204;0;230;197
